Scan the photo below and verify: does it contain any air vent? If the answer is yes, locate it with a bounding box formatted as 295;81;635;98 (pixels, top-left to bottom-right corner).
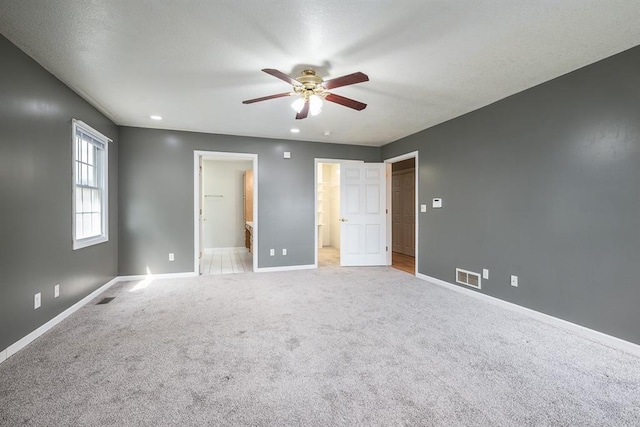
456;268;481;289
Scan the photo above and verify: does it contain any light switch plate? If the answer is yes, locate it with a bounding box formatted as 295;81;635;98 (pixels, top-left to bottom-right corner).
420;204;427;212
511;275;518;287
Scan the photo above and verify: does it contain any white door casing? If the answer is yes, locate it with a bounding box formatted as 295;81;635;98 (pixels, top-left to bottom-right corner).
340;162;387;266
194;151;258;275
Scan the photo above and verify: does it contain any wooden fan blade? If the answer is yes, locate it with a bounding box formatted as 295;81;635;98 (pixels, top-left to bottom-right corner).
325;93;367;111
323;72;369;90
295;101;310;120
262;69;303;86
242;92;292;104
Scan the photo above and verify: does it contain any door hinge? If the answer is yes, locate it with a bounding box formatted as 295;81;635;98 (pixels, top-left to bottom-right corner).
386;246;388;251
386;209;388;214
200;208;202;215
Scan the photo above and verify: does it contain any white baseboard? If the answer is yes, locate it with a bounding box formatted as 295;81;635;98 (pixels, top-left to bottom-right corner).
416;273;640;358
1;277;120;364
6;269;637;366
117;271;198;281
255;264;316;273
0;271;200;366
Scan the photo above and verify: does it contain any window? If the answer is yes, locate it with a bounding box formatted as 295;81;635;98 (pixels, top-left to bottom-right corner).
72;119;109;250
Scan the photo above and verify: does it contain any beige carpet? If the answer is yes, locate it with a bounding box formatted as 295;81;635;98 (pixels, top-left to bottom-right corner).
1;265;639;426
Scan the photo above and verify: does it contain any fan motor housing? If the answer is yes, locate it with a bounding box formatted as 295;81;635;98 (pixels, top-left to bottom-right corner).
297;69;323;89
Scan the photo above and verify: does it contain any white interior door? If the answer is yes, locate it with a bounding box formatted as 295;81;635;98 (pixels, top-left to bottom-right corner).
340;162;387;266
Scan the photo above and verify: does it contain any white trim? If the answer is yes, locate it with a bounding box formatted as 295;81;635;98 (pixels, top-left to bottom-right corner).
72;119;113;143
255;264;316;273
194;151;258;275
4;270;638;365
384;151;419;275
416;273;640;357
72;119;110;250
0;276;120;364
117;272;198;281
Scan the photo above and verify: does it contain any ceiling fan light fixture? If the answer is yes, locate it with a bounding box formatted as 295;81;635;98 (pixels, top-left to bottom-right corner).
246;68;368;119
291;97;305;113
309;95;323;116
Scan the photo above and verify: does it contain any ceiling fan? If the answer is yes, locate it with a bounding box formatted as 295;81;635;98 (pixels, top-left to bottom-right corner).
242;68;369;119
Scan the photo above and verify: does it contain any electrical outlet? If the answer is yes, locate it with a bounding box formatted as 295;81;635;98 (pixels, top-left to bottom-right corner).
511;275;518;287
34;293;41;309
270;249;275;256
54;284;60;298
483;269;489;280
169;253;175;261
282;249;287;255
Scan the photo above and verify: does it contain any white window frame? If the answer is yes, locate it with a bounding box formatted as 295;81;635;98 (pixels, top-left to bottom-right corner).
72;119;110;250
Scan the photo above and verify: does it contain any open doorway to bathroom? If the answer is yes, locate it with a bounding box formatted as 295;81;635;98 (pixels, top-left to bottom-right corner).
194;151;257;275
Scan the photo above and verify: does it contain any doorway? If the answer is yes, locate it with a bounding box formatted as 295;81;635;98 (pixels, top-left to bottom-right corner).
385;152;418;275
315;159;388;268
316;162;341;267
193;151;258;275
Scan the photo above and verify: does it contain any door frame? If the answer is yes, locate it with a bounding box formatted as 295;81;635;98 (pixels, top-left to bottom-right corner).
314;158;363;267
384;151;419;275
193;150;258;274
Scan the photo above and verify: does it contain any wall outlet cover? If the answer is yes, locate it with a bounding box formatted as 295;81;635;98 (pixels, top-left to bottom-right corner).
282;249;287;255
511;275;518;287
270;249;275;256
34;293;41;309
54;284;60;298
169;253;175;261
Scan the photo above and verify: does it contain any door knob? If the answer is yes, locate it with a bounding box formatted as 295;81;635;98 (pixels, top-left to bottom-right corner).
339;218;348;222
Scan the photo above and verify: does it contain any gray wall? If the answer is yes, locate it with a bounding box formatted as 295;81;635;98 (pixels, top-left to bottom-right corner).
382;46;640;344
0;35;118;351
118;127;379;274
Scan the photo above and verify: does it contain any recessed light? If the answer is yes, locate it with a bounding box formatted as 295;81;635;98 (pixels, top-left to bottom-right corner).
323;131;331;136
150;115;162;120
290;128;300;133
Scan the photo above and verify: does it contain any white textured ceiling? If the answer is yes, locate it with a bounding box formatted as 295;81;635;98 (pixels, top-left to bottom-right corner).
2;1;640;146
